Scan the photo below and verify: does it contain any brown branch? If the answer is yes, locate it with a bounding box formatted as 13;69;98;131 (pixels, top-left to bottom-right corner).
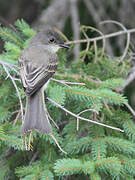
66;28;135;45
81;25;105;59
100;20;130;62
80;27;90;61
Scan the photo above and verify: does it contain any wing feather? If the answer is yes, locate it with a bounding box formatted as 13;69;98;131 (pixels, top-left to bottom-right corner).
19;57;58;96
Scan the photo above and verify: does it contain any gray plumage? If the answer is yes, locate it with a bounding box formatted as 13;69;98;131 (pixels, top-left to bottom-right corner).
19;28;69;135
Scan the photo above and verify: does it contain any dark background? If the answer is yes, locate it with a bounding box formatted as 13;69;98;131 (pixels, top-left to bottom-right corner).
0;0;135;54
0;0;135;106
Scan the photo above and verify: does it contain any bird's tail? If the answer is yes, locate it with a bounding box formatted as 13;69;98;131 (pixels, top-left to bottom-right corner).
21;89;52;135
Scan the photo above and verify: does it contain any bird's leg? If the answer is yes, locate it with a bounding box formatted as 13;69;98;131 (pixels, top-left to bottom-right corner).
23;131;32;151
28;131;32;151
24;135;28;151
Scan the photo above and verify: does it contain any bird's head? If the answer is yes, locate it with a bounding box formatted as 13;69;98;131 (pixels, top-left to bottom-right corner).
30;28;69;53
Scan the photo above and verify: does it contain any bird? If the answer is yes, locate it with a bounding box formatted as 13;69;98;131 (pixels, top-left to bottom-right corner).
19;28;69;135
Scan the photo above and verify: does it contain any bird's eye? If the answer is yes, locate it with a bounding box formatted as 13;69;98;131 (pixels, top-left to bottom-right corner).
49;37;55;43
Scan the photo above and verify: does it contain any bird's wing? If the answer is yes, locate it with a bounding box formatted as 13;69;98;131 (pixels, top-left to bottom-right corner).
19;51;58;96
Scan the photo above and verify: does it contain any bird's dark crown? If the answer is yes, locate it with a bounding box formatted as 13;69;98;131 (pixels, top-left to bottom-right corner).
30;28;63;46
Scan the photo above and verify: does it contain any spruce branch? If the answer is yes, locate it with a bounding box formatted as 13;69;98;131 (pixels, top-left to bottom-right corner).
0;60;24;122
0;27;24;48
104;137;135;155
47;97;124;132
0;19;135;179
54;158;95;176
121;159;135;176
95;157;121;177
66;137;93;154
123;118;135;141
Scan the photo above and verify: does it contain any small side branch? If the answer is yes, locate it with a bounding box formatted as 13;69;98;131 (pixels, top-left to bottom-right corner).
49;134;67;154
125;103;135;117
100;20;130;62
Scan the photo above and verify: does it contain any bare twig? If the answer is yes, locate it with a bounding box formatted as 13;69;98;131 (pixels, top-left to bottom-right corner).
55;73;102;84
13;111;21;126
66;28;135;45
82;25;105;59
49;134;67;154
47;97;124;132
94;40;98;62
122;70;135;89
80;27;90;61
100;20;130;62
83;0;113;55
2;63;24;122
76;108;99;131
103;101;113;115
29;152;38;165
0;60;19;75
46;111;59;129
54;27;69;42
51;78;85;86
125;103;135;117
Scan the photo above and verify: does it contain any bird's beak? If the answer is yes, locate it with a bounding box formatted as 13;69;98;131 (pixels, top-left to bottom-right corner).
59;43;70;49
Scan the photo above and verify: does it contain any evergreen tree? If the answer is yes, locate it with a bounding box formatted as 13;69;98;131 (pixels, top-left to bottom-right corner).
0;19;135;180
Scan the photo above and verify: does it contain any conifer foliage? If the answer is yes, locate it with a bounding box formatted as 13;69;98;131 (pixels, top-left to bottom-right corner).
0;19;135;179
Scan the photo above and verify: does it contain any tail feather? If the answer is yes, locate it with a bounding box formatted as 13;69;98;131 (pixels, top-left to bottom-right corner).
21;89;52;135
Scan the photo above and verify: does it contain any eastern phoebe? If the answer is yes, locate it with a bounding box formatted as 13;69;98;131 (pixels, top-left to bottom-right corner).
19;28;69;135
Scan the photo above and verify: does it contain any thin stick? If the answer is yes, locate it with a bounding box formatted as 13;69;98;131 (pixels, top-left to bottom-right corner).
47;111;59;129
54;27;69;42
51;78;85;86
94;40;98;62
29;152;38;165
47;97;124;132
122;70;135;89
0;60;19;75
100;20;130;62
125;103;135;117
66;28;135;45
80;27;90;61
76;118;79;131
2;64;24;122
82;25;105;59
49;134;67;154
13;111;21;126
76;108;99;131
103;101;113;115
